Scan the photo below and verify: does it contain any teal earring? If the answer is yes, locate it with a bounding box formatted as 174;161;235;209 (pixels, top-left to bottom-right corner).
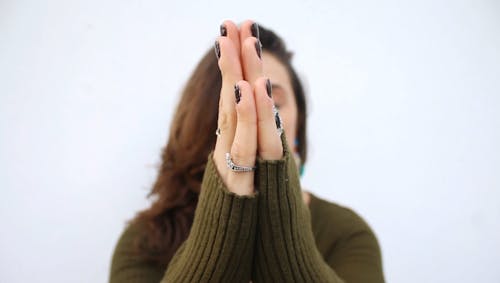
294;138;305;177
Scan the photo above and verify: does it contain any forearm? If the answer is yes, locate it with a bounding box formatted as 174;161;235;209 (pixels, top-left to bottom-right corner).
162;153;258;282
252;139;345;283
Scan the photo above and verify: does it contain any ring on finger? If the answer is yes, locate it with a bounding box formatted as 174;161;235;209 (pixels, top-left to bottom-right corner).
225;153;256;172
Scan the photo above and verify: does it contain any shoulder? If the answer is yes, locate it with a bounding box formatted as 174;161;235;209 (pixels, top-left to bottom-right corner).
110;221;144;271
309;193;374;236
112;221;145;257
308;193;381;261
308;193;385;282
110;221;166;282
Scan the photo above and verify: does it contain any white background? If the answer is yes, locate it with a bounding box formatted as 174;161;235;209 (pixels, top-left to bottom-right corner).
1;0;499;282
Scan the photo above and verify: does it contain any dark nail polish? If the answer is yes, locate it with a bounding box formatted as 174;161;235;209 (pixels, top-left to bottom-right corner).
251;23;260;39
266;79;272;98
234;84;241;103
220;24;227;36
274;107;282;129
214;40;221;59
255;40;262;59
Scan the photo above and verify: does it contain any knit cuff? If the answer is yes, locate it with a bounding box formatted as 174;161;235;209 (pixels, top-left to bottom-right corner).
163;152;258;283
253;136;344;283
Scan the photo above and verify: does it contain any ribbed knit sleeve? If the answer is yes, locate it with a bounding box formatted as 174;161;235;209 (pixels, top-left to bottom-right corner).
161;152;259;282
252;136;346;283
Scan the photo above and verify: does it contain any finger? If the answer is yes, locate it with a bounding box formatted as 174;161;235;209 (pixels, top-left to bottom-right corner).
239;20;260;43
216;36;243;86
227;81;257;195
254;77;283;160
213;36;243;175
241;36;264;89
239;20;263;86
220;20;241;58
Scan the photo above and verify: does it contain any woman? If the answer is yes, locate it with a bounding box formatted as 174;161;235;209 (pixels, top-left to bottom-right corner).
110;20;385;283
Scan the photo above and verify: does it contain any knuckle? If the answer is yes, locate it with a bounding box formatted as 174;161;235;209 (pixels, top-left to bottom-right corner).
218;95;224;110
255;76;267;86
259;96;274;110
218;111;229;130
236;106;257;124
231;142;255;162
237;80;251;90
218;111;235;132
243;37;257;47
236;101;254;118
256;105;273;122
259;145;283;160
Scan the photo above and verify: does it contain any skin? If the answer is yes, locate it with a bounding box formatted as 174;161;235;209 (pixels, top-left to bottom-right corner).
261;52;311;205
213;20;310;205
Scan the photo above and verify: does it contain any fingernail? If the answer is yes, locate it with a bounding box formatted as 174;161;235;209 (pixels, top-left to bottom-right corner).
266;79;272;98
214;40;221;59
255;40;262;59
220;24;227;36
251;23;260;39
234;84;241;104
273;106;282;129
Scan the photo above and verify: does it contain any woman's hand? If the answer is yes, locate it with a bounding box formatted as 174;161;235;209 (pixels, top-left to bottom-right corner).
213;20;283;196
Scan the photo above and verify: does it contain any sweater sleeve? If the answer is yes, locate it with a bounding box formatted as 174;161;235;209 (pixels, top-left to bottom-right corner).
252;135;346;283
109;152;259;283
162;152;259;282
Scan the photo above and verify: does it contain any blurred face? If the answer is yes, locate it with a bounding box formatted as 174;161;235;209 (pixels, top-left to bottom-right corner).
261;52;298;154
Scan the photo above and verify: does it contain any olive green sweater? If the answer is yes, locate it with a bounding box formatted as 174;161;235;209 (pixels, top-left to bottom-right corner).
110;142;385;282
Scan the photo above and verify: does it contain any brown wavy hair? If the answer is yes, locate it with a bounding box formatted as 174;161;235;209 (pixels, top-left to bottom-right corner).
131;24;308;266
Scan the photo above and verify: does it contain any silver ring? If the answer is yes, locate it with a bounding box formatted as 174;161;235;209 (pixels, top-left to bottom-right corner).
273;105;284;136
215;128;221;136
225;153;256;172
